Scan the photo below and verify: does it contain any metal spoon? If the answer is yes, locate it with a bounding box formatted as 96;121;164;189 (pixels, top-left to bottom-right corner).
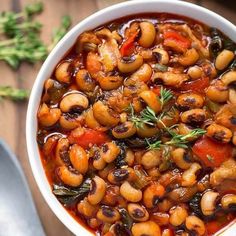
0;139;45;236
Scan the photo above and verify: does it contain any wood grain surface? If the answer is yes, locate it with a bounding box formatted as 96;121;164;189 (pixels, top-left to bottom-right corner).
0;0;236;235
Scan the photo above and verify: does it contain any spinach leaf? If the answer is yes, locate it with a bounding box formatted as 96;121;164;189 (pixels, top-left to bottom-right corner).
53;178;91;206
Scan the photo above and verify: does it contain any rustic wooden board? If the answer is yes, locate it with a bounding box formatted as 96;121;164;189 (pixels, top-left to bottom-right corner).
1;0;236;235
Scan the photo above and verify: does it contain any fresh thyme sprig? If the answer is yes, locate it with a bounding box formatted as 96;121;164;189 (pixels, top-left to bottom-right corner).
165;128;206;148
146;128;206;150
129;105;158;128
0;86;29;101
0;2;71;69
159;86;173;108
146;138;162;150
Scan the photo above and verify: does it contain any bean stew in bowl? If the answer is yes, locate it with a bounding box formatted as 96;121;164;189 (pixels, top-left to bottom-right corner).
34;3;236;236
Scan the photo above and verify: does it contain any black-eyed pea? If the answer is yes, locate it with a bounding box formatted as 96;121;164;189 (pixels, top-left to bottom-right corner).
131;221;161;236
57;166;83;187
38;103;61;127
169;205;188;226
76;31;101;53
60;92;89;113
77;197;99;217
84;108;103;130
139;90;161;113
200;190;219;216
129;63;153;83
55;61;72;84
176;93;204;110
221;70;236;88
97;206;120;223
59;113;81;130
152;48;169;65
93;151;107;170
75;69;96;92
100;142;120;163
112;122;136;139
143;183;165;208
180;109;206;125
93;101;120;127
88;176;106;205
136;124;159;138
152;72;189;88
109;222;130;236
187;66;202;80
138;21;156;48
221;194;236;210
229;88;236;104
185;215;206;236
55;138;70;166
206;80;229;103
141;150;161;169
181;163;201;187
125;149;135;166
127;203;149;222
98;75;123;90
118;54;143;73
42;134;60;156
151;212;169;226
69;144;88;174
178;48;199;66
206;123;232;143
171;148;192;170
215;49;234;70
108;167;136;184
120;181;142;202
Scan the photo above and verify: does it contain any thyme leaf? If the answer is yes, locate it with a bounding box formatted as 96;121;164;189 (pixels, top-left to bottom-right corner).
129;105;158;128
146;128;206;150
159;86;173;108
0;86;29;101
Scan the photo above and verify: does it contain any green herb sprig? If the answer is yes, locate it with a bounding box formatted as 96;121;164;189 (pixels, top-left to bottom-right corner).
0;2;71;69
146;128;206;150
160;86;173;108
165;128;206;148
129;105;158;128
0;86;29;101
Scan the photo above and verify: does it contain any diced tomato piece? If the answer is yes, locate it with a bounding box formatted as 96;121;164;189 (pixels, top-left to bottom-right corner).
68;129;110;149
181;77;210;93
120;31;138;57
163;30;191;51
192;136;233;168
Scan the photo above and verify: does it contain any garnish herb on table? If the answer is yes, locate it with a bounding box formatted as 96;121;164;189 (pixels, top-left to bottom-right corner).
0;2;71;101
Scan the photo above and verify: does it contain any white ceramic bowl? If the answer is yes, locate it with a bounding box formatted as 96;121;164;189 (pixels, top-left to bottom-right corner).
26;0;236;235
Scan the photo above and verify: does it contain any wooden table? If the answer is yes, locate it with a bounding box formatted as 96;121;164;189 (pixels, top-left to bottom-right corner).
0;0;236;235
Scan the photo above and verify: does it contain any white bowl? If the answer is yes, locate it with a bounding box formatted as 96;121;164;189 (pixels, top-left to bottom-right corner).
26;0;236;235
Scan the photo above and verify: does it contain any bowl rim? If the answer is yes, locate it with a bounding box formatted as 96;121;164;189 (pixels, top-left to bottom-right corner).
26;0;236;235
